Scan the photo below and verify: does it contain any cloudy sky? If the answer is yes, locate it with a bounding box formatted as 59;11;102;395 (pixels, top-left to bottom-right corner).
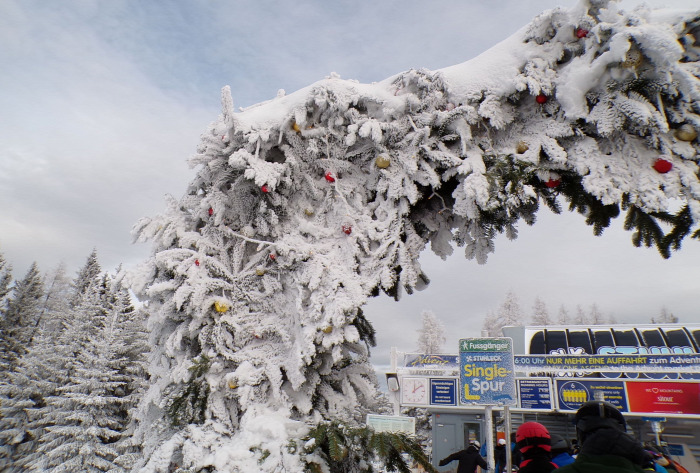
1;0;698;368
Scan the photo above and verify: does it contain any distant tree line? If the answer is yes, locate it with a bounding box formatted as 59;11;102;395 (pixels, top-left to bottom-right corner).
0;249;149;472
481;290;679;337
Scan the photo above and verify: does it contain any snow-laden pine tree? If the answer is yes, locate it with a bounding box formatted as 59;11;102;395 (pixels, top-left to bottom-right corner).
0;262;44;373
481;310;501;337
588;303;606;324
557;305;571;324
71;248;103;307
127;1;700;471
495;290;525;330
652;306;679;323
416;310;446;354
531;296;551;325
0;252;12;317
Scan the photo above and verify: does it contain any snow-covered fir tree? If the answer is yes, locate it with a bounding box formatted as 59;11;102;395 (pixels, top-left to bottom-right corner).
652;306;679;323
588;303;606;324
71;248;103;307
531;296;551;325
557;305;571;324
0;262;44;372
574;304;589;324
0;252;12;317
481;309;501;337
126;1;700;471
494;290;525;329
416;310;446;354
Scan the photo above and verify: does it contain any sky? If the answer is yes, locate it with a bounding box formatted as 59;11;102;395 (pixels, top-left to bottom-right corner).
1;0;699;370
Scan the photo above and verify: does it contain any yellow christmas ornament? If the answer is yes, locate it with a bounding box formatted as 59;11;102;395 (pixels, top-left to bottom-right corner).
621;48;643;68
228;380;238;389
304;208;314;217
214;300;229;313
322;326;333;334
675;124;697;142
292;122;301;132
375;155;391;169
516;141;529;154
255;268;266;276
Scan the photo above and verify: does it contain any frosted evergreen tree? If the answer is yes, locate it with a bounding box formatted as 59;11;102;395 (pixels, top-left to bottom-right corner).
494;290;525;330
588;303;605;324
39;263;73;333
127;1;699;471
71;248;103;307
652;306;678;323
557;305;571;324
0;252;12;317
416;310;446;354
0;262;44;372
574;304;589;325
481;309;501;337
531;296;551;325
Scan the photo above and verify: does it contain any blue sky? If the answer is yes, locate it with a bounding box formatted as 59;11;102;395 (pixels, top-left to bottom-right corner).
1;0;698;367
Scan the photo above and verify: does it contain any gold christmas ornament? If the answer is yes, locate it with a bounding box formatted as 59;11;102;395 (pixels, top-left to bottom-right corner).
304;208;314;217
375;155;391;169
292;122;301;133
214;300;230;313
228;380;238;389
516;141;529;154
675;124;697;142
322;326;333;334
621;48;643;68
255;268;265;276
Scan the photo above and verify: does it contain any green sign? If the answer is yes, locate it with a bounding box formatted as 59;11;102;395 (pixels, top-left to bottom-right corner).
460;338;512;352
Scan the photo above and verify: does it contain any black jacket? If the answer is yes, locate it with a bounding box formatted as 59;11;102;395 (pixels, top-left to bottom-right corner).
439;445;488;473
518;454;558;473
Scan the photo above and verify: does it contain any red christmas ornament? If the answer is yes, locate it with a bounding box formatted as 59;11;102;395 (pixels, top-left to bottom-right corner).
342;225;352;235
324;171;336;183
576;28;589;38
269;253;276;261
536;93;549;104
261;184;270;193
208;207;213;216
653;158;673;174
545;178;561;188
195;259;200;266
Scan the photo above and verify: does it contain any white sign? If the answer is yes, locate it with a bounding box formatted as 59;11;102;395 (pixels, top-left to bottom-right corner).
366;414;416;435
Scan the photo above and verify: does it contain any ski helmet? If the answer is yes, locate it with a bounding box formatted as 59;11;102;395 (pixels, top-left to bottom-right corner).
516;422;551;453
550;433;570;454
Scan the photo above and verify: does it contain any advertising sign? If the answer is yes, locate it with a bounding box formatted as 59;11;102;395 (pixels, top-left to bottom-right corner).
555;379;628;412
514;354;700;374
430;379;457;406
626;381;700;415
459;338;516;406
517;378;552;410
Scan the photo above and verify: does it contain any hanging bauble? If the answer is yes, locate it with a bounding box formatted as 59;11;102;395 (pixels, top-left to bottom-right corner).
292;122;301;133
269;253;276;261
208;207;214;216
324;171;336;183
342;225;352;235
653;158;673;174
228;380;238;389
516;141;529;154
575;28;589;38
675;124;697;142
535;93;548;104
375;155;391;169
621;48;643;68
322;326;333;334
255;268;265;276
545;178;561;188
261;184;270;193
214;301;229;313
445;102;455;111
304;208;314;217
195;259;200;266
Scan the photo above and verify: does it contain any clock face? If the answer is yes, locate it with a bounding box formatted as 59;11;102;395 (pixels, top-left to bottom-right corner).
402;377;428;405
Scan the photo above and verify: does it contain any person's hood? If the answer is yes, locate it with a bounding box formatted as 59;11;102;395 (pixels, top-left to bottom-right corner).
580;427;646;466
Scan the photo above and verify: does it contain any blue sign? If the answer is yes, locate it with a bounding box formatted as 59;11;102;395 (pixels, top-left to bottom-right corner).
517;378;552;410
430;378;457;405
459;338;516;406
555;379;628;412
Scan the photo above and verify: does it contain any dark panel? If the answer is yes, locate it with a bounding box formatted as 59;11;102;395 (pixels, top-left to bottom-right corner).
528;331;546;354
545;330;568;353
567;330;593;353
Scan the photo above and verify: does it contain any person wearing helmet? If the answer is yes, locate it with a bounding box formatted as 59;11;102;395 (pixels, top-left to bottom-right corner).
495;438;508;473
550;434;575;467
515;421;558;473
556;401;646;473
438;440;488;473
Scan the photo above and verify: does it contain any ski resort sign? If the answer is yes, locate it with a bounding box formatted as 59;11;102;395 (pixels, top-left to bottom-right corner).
459;338;516;406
